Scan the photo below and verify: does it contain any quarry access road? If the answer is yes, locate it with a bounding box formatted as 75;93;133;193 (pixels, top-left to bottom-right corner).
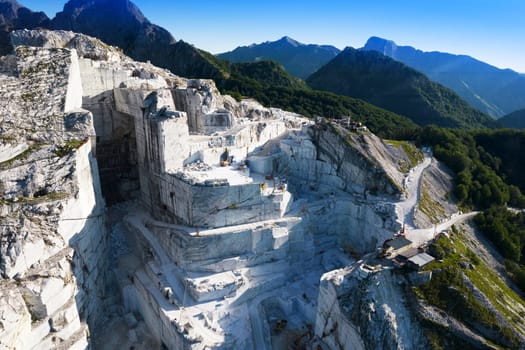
394;150;479;246
397;151;433;229
407;211;479;246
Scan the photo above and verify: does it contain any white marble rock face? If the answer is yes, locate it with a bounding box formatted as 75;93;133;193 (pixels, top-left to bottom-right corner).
0;29;464;350
0;33;107;350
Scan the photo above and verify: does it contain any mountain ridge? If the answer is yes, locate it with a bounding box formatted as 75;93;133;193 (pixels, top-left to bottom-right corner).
217;36;340;79
499;108;525;129
363;36;525;118
307;46;498;129
0;1;498;133
50;0;230;80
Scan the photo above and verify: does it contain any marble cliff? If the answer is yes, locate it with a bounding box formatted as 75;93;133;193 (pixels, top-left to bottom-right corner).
0;29;495;350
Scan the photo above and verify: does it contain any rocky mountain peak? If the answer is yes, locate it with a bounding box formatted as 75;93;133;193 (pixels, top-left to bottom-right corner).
0;0;21;18
0;0;49;26
50;0;193;76
218;36;341;79
59;0;147;24
307;46;498;129
276;35;301;47
53;0;152;33
362;36;525;118
49;0;230;81
363;36;398;56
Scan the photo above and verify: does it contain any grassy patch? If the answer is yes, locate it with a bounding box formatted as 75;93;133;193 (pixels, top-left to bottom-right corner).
421;323;488;350
386;139;424;169
0;135;17;143
3;192;70;206
415;231;524;348
466;258;525;329
54;139;87;157
417;188;446;224
397;159;411;173
21;92;34;102
0;144;43;170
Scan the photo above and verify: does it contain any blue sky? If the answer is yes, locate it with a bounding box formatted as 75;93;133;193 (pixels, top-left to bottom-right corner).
20;0;525;72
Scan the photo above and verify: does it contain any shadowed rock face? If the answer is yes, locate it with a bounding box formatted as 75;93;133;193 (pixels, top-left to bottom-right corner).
52;0;173;59
50;0;226;80
0;0;50;55
0;0;225;80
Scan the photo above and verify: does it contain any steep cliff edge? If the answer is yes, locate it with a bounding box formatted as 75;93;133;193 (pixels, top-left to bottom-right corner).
314;223;525;350
0;44;108;348
311;122;405;198
315;265;429;350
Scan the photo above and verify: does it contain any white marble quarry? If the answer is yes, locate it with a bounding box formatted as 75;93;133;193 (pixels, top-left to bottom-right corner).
0;46;77;143
308;124;404;198
0;141;107;349
124;214;304;272
1;30;446;350
155;112;190;173
23;277;76;319
123;84;301;228
90;50;414;348
155;171;292;228
58;140;105;242
200;110;235;134
173;84;232;134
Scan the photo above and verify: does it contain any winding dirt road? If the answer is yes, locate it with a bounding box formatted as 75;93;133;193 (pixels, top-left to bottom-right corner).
395;151;478;246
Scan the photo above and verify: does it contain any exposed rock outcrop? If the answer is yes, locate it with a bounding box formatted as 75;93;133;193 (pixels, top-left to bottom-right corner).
310;122;405;198
0;42;107;348
315;265;429;350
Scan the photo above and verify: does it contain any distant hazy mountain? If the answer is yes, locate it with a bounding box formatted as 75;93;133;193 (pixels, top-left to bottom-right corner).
50;0;228;80
363;37;525;118
307;47;497;129
0;0;50;54
217;36;340;79
499;109;525;129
